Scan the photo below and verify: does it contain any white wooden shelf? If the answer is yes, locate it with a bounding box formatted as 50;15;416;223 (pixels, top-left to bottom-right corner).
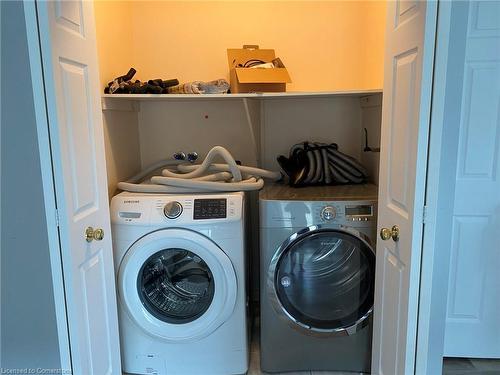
101;89;382;101
101;89;382;112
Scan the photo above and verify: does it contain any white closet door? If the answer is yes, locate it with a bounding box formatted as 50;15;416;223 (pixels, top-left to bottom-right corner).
371;1;437;374
34;1;121;374
444;0;500;358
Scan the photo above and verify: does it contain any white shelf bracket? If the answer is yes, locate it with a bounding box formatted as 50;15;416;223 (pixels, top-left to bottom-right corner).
101;97;140;112
242;98;260;166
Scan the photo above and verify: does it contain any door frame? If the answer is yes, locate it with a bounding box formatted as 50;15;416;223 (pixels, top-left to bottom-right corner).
20;0;461;373
416;1;461;373
23;1;72;371
0;1;2;367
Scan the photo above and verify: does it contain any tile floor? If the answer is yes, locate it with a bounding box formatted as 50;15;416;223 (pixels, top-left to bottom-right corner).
248;319;500;375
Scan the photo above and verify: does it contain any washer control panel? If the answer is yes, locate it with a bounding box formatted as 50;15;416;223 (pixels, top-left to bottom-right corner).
111;192;243;225
193;198;227;220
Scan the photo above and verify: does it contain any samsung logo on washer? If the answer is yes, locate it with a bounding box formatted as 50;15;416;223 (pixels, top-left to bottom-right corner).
124;200;140;204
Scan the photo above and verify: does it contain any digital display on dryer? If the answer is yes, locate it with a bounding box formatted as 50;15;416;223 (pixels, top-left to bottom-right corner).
194;199;227;220
345;205;373;216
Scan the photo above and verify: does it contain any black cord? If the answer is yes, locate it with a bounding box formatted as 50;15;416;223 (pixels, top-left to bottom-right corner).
363;128;380;152
238;59;267;68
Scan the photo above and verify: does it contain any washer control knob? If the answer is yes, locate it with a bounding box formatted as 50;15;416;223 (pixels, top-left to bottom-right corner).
321;206;336;221
163;201;183;219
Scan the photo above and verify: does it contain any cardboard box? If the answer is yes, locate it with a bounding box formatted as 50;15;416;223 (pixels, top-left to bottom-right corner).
227;45;292;93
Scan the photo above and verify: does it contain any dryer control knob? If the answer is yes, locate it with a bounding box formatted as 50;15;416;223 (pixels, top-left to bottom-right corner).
321;206;336;221
163;201;183;219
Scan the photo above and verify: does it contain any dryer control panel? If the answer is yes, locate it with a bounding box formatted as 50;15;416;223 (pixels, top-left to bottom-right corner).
261;199;377;229
344;204;374;222
315;202;376;223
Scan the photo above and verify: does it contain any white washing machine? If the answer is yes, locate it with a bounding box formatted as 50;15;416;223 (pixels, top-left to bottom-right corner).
110;191;248;375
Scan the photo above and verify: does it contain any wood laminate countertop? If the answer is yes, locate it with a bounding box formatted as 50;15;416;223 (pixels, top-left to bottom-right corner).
259;183;378;201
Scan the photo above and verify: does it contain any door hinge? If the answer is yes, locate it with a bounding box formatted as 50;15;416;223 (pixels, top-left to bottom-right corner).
422;205;428;224
55;209;60;227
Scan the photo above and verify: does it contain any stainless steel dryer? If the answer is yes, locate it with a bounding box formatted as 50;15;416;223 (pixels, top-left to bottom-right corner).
259;184;377;373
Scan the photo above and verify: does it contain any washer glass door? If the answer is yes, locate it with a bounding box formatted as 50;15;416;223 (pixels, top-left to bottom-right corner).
138;249;215;324
118;228;237;341
272;227;375;334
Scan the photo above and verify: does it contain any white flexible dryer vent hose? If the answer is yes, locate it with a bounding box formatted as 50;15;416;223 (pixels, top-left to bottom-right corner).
117;146;281;193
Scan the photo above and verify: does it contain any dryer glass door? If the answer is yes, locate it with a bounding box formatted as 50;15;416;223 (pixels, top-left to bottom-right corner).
138;249;215;324
274;228;375;333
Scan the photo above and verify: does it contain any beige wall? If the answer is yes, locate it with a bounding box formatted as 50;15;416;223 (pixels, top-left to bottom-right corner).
94;1;386;92
94;0;134;88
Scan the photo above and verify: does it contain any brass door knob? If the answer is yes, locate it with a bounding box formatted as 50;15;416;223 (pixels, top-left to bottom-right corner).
380;225;400;242
85;227;104;242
